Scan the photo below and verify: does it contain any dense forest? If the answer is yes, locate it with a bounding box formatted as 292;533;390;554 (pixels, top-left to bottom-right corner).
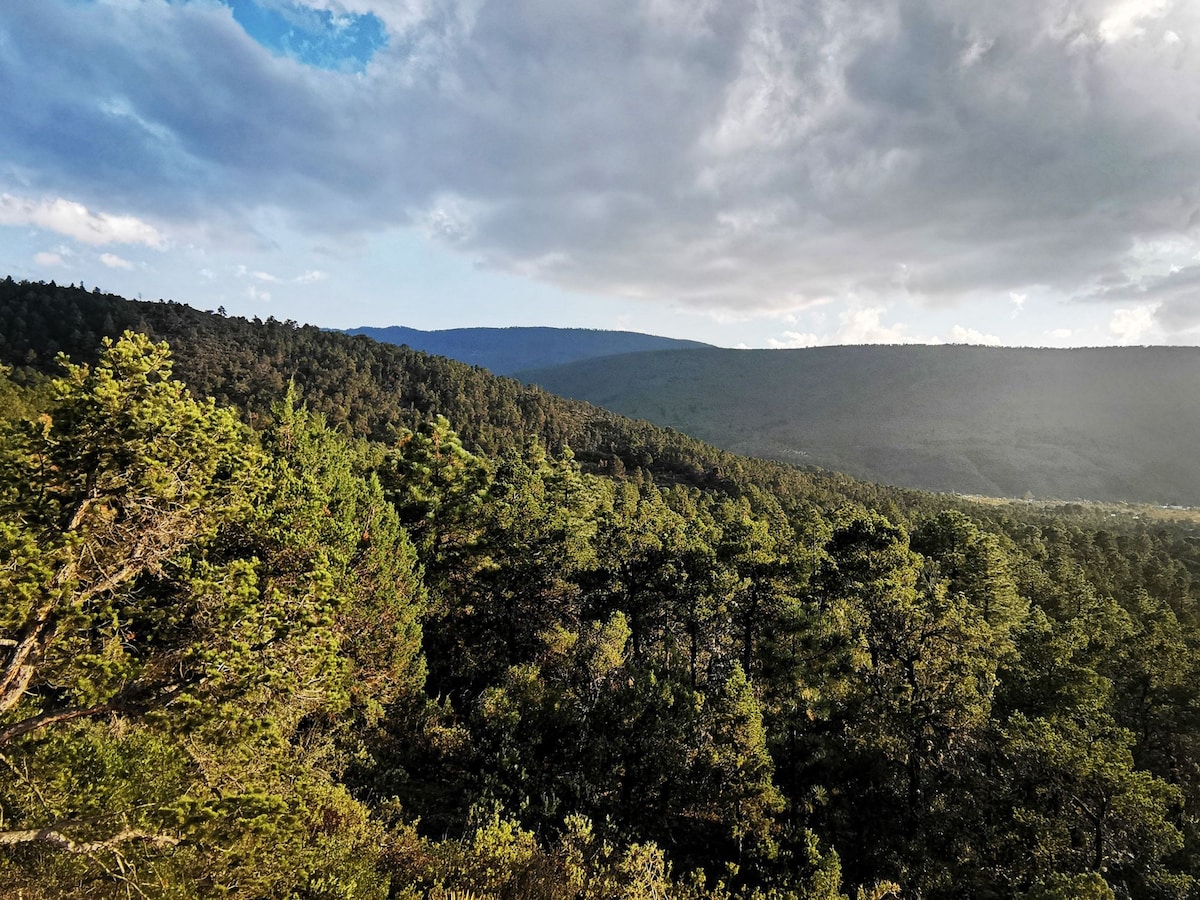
3;279;1200;898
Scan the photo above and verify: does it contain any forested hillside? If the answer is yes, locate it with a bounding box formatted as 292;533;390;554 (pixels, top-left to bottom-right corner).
0;278;878;507
518;344;1200;505
344;324;710;375
3;279;1200;899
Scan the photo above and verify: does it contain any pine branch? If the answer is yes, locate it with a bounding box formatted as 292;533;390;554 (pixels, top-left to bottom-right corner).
0;679;188;746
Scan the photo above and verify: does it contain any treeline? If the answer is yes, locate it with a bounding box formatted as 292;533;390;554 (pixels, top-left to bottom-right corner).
1;286;1199;897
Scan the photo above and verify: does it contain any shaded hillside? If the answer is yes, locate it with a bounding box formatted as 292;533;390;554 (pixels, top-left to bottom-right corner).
518;344;1200;505
343;324;710;374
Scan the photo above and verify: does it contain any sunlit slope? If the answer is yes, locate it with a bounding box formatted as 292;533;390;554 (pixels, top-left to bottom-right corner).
518;344;1200;504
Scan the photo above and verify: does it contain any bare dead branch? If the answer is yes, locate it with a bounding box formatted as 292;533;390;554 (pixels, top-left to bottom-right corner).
0;703;115;747
0;825;179;854
0;602;55;716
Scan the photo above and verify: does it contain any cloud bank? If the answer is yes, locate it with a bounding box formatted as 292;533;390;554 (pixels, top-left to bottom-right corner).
4;0;1200;332
0;195;164;247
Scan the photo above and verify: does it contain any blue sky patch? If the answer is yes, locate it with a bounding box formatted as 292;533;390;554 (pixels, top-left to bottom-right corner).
224;0;386;72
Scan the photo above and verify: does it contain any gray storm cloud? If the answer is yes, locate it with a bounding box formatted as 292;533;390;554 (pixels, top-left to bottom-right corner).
3;0;1199;324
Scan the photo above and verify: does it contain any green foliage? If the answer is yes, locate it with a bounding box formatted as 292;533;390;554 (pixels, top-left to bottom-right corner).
0;335;421;896
4;311;1200;899
1018;872;1115;900
997;714;1183;889
704;666;785;851
0;332;265;730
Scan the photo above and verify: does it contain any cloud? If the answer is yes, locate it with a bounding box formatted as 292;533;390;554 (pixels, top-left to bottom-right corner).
236;265;280;282
836;307;915;344
239;264;328;284
100;252;134;269
1109;304;1159;343
771;305;917;346
1098;0;1172;43
1077;261;1200;333
949;325;1002;345
33;251;65;267
768;330;820;349
0;193;164;247
5;0;1200;322
413;194;485;246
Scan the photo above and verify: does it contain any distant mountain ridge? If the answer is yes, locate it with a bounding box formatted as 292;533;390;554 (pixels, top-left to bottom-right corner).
342;325;710;375
517;344;1200;505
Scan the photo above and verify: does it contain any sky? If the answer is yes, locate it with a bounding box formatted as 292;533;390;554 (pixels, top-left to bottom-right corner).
3;0;1200;348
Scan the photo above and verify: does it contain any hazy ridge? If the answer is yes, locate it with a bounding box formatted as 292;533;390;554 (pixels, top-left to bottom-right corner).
519;344;1200;505
343;324;710;375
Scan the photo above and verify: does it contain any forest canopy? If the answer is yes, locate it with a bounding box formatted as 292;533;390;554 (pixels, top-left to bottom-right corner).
2;283;1200;898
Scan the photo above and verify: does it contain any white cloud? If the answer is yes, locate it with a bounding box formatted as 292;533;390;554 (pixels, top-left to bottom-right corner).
237;265;328;285
237;265;281;282
0;194;164;247
949;325;1002;345
1009;292;1027;314
100;252;133;269
1109;304;1159;343
248;285;272;303
766;305;921;346
33;251;64;267
768;330;820;349
836;307;913;344
1047;328;1073;338
1098;0;1172;43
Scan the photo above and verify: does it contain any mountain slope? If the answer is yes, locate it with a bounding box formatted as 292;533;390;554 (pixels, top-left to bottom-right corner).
517;344;1200;504
342;325;710;374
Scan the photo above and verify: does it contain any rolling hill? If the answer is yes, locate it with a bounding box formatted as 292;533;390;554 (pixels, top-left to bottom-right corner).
517;344;1200;505
342;324;710;375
